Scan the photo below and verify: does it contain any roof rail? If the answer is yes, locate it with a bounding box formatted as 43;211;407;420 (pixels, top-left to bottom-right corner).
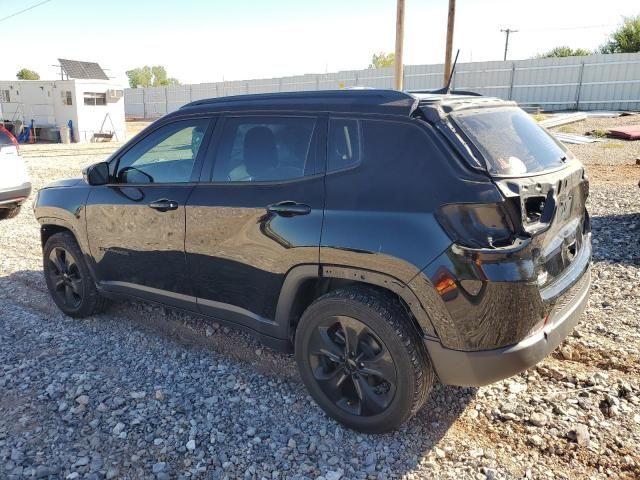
178;88;421;117
182;88;417;109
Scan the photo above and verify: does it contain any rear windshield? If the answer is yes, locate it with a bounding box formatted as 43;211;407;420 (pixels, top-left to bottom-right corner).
0;130;13;145
451;107;568;176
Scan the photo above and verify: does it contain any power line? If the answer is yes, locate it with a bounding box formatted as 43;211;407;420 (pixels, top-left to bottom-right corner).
0;0;52;24
523;23;616;33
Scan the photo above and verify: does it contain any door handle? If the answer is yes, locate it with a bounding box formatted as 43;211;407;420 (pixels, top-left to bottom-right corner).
267;201;311;216
148;199;179;212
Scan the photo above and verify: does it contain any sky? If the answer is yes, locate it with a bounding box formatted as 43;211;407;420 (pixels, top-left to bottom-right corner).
0;0;637;86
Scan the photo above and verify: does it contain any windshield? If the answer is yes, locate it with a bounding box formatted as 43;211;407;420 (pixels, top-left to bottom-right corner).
451;107;568;176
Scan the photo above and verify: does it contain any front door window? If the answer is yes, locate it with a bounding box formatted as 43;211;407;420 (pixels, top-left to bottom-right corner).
116;119;209;184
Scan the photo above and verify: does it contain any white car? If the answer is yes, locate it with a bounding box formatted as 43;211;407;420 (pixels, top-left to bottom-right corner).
0;126;31;219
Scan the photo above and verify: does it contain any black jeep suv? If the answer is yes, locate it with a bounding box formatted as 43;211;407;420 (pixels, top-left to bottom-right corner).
34;89;591;432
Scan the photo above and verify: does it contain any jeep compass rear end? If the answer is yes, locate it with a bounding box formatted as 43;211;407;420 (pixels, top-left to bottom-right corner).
411;94;591;388
35;89;590;433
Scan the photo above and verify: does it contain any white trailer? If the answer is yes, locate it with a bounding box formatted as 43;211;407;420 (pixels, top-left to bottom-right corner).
0;79;125;143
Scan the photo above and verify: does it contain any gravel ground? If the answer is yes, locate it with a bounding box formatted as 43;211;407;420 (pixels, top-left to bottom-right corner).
0;124;639;479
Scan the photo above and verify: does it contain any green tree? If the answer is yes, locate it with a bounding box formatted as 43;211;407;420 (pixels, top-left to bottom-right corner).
126;65;180;88
16;68;40;80
151;66;167;86
126;66;152;88
600;15;640;53
369;52;395;69
536;46;592;58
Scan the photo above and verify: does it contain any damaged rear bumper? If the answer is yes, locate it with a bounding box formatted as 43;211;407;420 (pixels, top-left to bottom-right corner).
426;241;591;387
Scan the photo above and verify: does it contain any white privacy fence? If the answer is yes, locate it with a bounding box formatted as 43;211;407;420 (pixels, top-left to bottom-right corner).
125;52;640;118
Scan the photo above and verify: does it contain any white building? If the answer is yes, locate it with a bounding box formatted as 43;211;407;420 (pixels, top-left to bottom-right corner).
0;78;125;143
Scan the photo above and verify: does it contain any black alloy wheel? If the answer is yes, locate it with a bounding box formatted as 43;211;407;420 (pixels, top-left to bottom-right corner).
295;287;435;433
308;315;397;416
43;232;107;317
47;247;83;309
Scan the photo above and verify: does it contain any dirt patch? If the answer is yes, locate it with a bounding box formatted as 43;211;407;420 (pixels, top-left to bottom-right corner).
585;164;640;186
549;115;640;167
456;411;640;479
552;343;640;374
126;120;153;140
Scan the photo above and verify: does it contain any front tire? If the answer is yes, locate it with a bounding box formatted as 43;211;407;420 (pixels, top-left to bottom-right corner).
43;232;107;317
295;287;435;433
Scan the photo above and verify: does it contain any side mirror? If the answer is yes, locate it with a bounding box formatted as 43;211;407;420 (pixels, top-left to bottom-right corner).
83;162;110;186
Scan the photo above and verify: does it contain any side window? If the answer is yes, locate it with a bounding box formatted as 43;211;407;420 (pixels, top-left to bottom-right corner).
327;118;361;172
84;92;107;106
324;119;443;211
361;119;436;194
116;119;209;184
61;91;73;105
212;116;316;182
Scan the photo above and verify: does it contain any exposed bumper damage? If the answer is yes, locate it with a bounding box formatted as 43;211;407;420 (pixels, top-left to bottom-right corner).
408;159;592;386
426;263;590;386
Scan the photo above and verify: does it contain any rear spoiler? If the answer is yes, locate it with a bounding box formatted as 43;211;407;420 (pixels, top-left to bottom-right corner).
409;88;482;97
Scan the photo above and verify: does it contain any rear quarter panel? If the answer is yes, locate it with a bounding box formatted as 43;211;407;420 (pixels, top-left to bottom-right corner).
320;117;502;282
320;117;504;342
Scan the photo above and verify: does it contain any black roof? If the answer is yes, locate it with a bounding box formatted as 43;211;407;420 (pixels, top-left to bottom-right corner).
178;88;510;118
180;89;419;116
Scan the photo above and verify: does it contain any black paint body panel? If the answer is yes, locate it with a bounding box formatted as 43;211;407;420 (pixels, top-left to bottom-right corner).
86;185;196;299
186;176;324;328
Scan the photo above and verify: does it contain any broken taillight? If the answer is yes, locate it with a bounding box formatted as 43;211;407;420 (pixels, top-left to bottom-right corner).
524;196;546;223
436;203;516;249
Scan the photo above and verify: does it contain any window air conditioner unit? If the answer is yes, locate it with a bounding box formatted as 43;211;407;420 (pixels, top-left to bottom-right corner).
106;89;124;100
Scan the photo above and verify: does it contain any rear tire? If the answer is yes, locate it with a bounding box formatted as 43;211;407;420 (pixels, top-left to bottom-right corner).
43;232;108;317
295;286;435;433
0;206;20;220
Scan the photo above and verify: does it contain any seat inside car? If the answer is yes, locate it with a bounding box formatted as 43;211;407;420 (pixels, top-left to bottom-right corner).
244;126;278;180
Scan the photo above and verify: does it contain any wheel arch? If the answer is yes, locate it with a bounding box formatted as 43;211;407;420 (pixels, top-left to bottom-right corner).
39;217;98;283
275;264;439;345
40;221;75;249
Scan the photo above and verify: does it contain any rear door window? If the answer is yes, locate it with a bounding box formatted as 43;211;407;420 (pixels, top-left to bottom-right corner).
327;118;361;172
451;107;568;176
323;119;450;211
212;116;317;182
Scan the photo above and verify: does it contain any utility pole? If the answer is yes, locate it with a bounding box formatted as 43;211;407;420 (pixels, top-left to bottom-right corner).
501;28;518;61
443;0;456;86
394;0;405;90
